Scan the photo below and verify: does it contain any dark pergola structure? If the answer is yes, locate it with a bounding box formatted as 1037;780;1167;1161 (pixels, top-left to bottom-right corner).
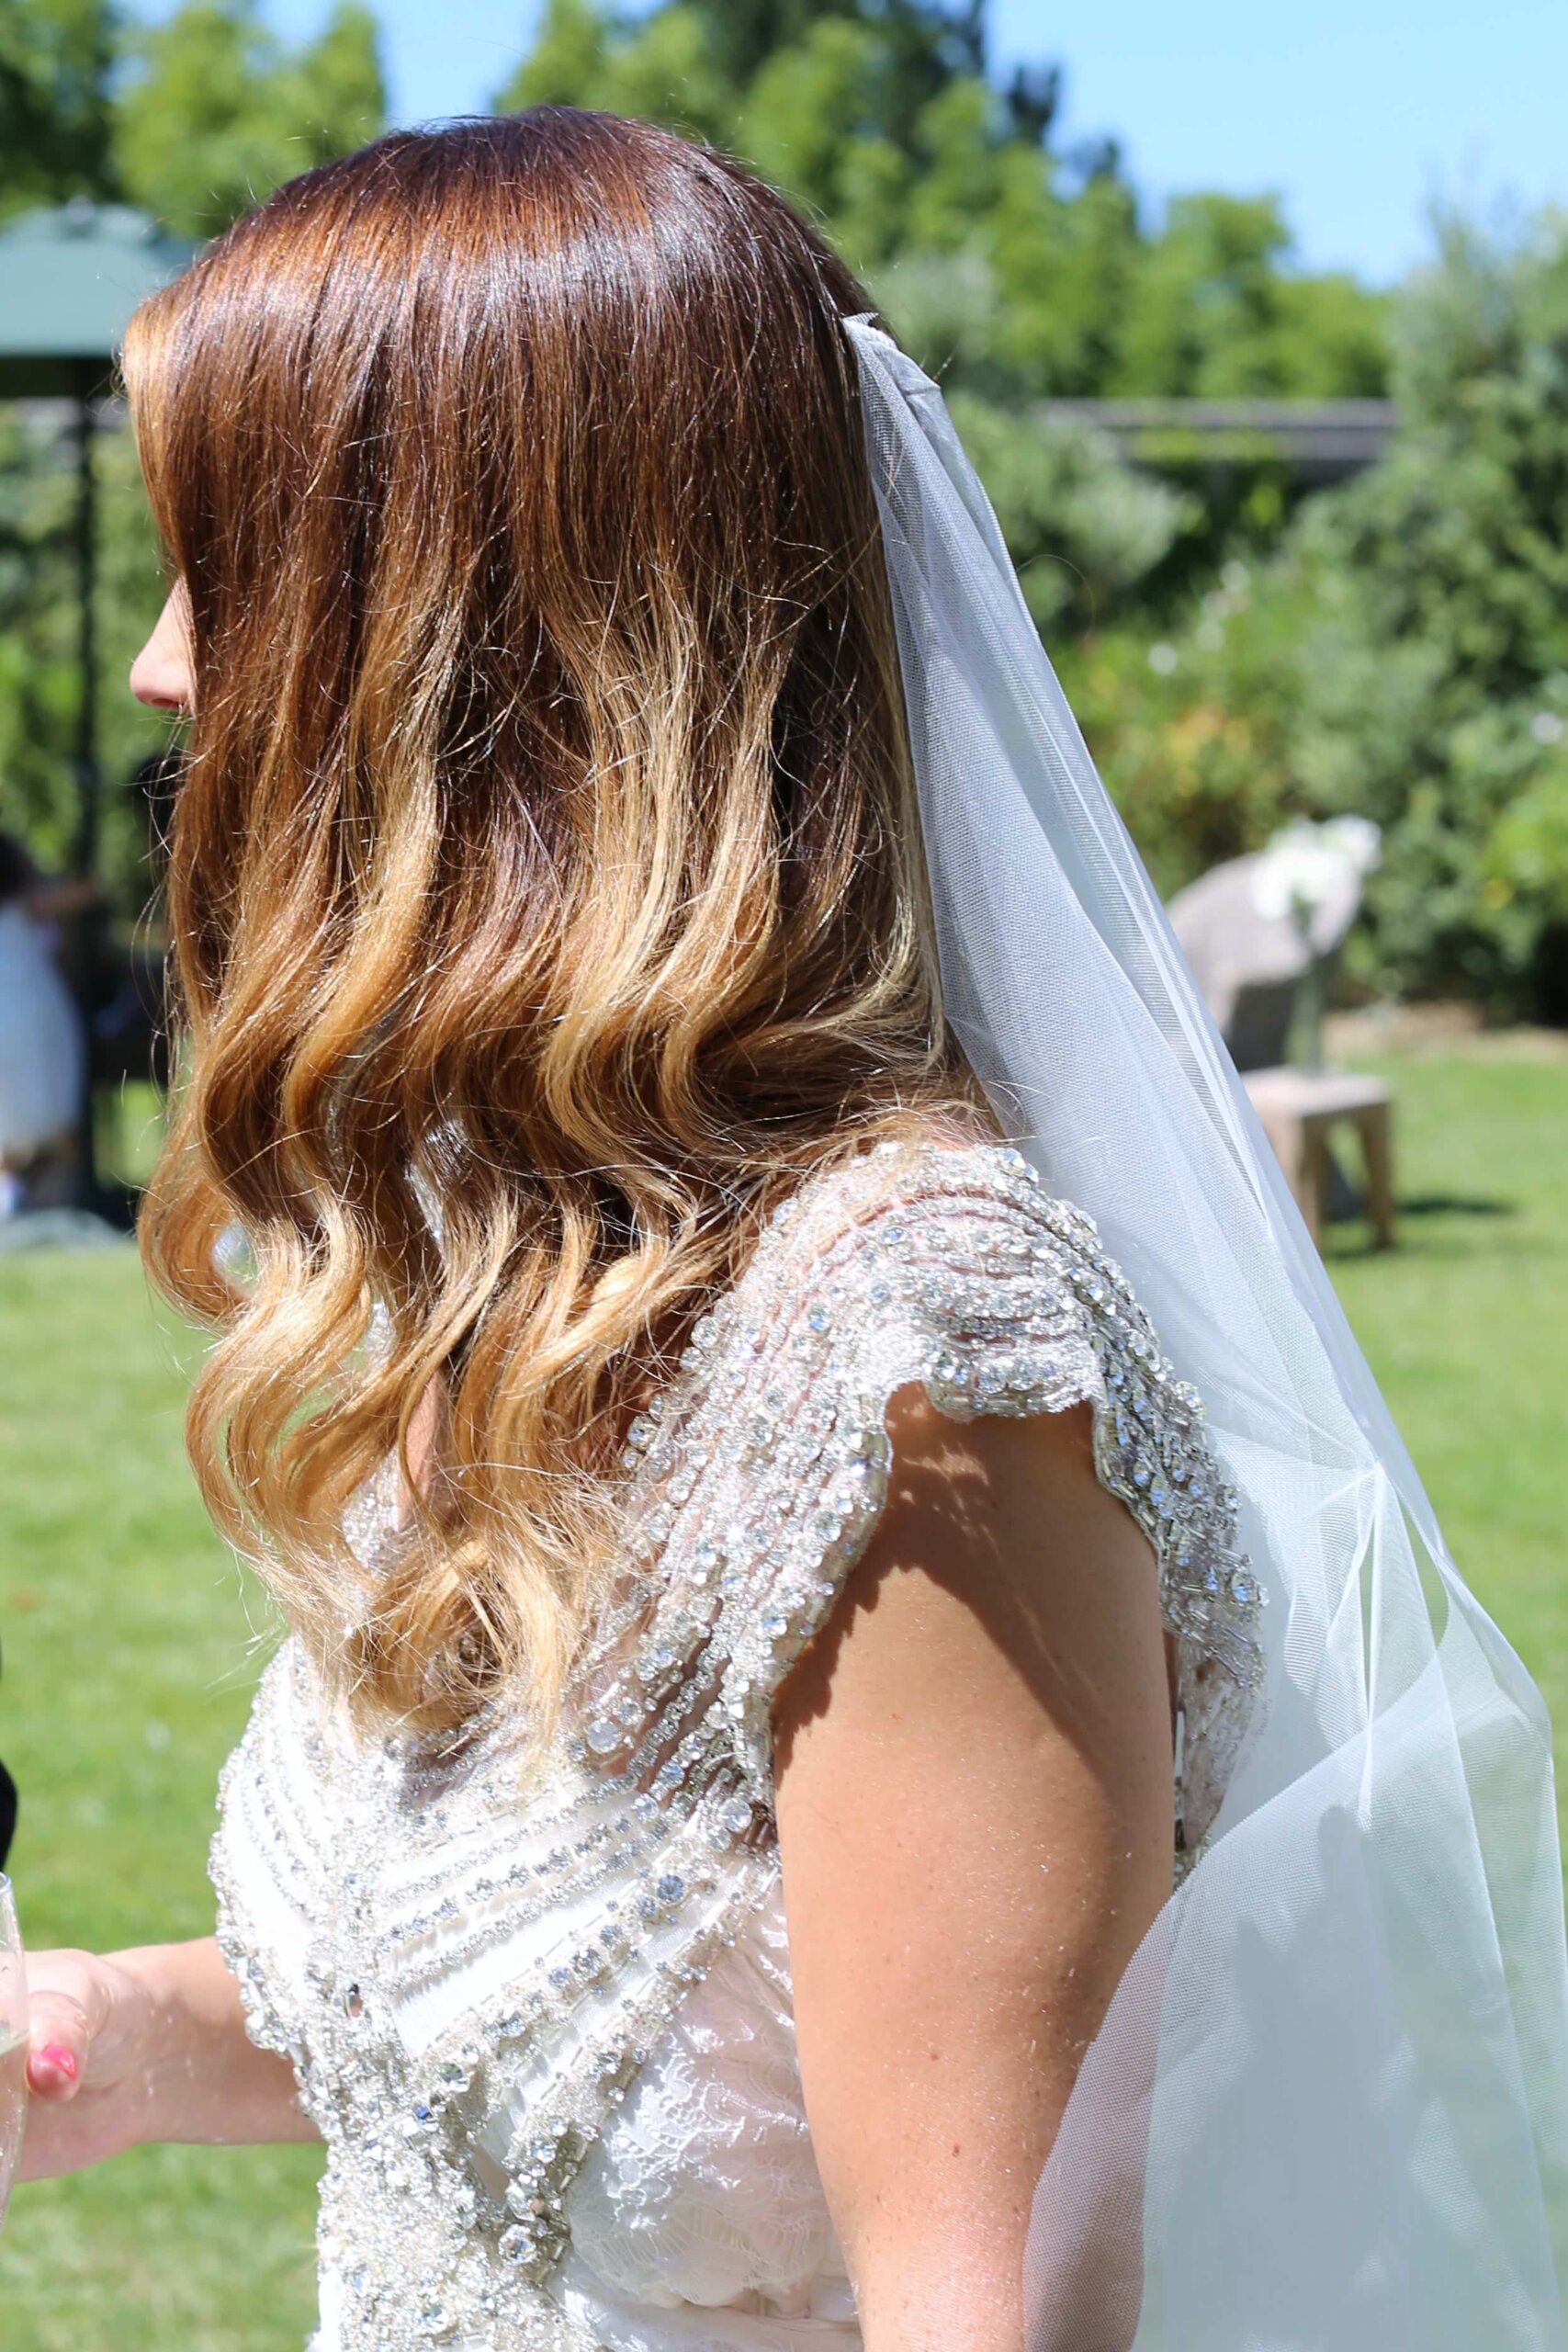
0;200;194;876
1040;398;1397;489
0;201;193;1209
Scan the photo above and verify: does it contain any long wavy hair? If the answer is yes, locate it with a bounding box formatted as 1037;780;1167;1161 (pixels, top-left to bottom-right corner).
124;107;991;1748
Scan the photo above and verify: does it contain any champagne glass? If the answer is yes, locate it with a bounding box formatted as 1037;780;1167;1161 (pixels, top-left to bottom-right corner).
0;1876;25;2228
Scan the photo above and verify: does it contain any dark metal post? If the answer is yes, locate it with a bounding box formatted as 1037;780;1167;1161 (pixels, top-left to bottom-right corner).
70;359;100;879
66;359;102;1203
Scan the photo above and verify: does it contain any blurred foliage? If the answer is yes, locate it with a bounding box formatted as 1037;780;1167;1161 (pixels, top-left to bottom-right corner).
0;408;173;901
1292;215;1568;1010
494;0;1391;628
0;0;118;215
0;0;384;232
5;0;1567;1016
1059;210;1568;1018
0;0;386;898
1053;560;1298;902
944;389;1195;635
115;0;384;238
497;2;1389;406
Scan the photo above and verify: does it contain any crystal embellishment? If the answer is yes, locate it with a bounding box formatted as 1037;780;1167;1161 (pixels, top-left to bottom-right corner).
209;1136;1265;2352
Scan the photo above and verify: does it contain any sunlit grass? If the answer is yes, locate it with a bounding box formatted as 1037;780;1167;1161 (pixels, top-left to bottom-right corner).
0;1244;321;2351
1325;1046;1568;1773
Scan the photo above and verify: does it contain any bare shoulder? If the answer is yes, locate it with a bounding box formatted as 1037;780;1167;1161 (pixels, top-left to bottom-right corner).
773;1380;1167;1779
769;1379;1177;2349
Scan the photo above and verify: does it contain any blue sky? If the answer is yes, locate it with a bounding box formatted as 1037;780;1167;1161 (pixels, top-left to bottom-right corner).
167;1;1568;285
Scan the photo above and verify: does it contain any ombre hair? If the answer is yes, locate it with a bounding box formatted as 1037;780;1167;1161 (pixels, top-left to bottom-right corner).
124;108;991;1747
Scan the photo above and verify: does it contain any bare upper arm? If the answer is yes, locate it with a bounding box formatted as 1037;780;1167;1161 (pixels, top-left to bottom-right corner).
773;1385;1173;2352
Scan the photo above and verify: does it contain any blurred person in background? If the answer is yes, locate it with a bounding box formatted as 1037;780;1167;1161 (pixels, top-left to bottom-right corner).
0;833;88;1216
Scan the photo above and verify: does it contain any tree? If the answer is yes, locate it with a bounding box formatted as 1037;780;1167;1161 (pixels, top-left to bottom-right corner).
734;15;907;260
0;406;167;893
1;0;388;911
498;0;990;157
493;1;1387;409
1;0;388;237
0;0;1413;953
499;0;609;111
945;390;1193;636
1111;194;1387;399
1283;209;1568;1008
0;0;118;214
115;0;385;238
1059;208;1568;1016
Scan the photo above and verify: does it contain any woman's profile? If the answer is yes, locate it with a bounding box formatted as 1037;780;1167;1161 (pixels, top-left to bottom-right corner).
14;108;1568;2352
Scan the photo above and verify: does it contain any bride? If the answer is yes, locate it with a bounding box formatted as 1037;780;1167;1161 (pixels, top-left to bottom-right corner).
16;110;1568;2352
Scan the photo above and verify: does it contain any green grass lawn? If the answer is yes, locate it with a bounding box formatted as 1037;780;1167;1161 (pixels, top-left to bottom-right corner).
1324;1044;1568;1738
0;1043;1563;2349
0;1243;323;2351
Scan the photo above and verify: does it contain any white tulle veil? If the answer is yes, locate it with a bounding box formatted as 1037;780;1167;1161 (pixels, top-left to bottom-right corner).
843;311;1568;2349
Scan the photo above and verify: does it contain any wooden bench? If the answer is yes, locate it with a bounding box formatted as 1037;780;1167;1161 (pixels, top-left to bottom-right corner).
1242;1066;1395;1249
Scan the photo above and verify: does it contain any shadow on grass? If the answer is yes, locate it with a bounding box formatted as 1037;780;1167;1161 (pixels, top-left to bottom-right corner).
1393;1194;1518;1221
1324;1189;1519;1233
1322;1191;1523;1262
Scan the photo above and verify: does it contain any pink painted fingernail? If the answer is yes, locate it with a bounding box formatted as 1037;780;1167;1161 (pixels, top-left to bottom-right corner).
38;2041;78;2083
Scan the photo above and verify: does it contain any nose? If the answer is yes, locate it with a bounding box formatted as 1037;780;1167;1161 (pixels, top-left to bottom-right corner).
130;581;195;715
129;642;193;713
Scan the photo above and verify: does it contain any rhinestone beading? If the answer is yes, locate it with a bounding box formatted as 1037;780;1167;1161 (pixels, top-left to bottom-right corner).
211;1136;1265;2349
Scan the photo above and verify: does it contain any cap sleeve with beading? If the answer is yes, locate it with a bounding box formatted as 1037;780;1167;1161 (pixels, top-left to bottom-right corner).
579;1136;1266;1871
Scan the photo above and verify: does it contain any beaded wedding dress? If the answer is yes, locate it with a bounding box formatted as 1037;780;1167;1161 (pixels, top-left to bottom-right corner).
211;1133;1264;2352
197;306;1568;2352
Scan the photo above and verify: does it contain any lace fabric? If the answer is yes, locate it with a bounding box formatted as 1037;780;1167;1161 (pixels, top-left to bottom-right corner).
209;1136;1259;2351
565;1884;846;2313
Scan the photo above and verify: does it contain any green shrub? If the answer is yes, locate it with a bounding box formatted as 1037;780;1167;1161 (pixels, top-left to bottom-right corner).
1066;209;1568;1017
0;406;170;894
